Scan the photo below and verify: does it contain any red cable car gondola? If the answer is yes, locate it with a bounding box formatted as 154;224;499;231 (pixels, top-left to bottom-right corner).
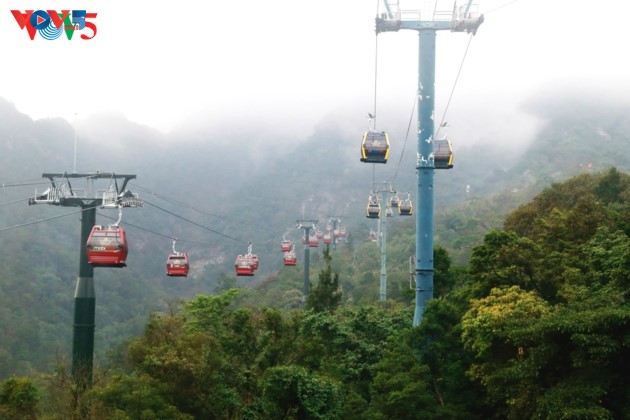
235;255;255;276
235;242;257;276
166;238;189;277
86;225;128;268
308;234;319;248
283;251;297;266
281;239;292;252
166;253;189;277
323;233;332;244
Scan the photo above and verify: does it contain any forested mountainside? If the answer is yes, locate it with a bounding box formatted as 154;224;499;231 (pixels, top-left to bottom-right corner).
1;93;630;417
2;168;629;418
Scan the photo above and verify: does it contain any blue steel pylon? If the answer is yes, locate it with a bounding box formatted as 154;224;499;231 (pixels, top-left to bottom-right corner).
375;1;483;326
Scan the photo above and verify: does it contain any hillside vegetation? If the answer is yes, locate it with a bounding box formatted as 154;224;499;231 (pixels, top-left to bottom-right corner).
2;168;629;418
1;94;630;417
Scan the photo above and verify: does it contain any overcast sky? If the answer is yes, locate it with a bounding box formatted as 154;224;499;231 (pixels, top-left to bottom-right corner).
1;0;629;144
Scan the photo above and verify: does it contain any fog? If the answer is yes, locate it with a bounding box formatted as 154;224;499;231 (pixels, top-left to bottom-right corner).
2;0;629;152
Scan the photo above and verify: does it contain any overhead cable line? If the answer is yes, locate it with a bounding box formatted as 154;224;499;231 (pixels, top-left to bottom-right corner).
0;197;31;207
485;0;522;14
390;93;417;183
370;0;381;190
372;163;376;188
97;212;218;247
1;180;51;188
1;174;110;189
143;200;248;244
130;183;223;218
0;205;98;233
373;0;380;123
435;33;474;140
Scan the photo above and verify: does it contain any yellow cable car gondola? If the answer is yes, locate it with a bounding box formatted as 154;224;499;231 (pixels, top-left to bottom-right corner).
366;194;381;218
389;193;400;208
399;193;413;216
434;138;454;169
360;131;390;164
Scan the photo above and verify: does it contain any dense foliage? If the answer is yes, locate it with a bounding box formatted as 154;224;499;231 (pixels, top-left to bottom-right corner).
2;97;630;417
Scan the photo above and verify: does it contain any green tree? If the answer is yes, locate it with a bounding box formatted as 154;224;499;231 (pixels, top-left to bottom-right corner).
214;273;238;294
467;230;546;299
461;286;552;419
261;365;342;420
306;247;342;313
594;167;625;204
0;376;40;420
366;332;449;419
433;245;454;298
416;291;488;417
91;374;192;419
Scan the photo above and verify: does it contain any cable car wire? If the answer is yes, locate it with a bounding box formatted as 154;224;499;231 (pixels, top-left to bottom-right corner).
387;31;473;184
0;197;30;207
373;29;379;125
485;0;522;14
1;180;51;188
130;183;223;218
97;212;219;248
390;93;417;183
434;33;474;140
0;205;98;233
143;200;248;244
372;164;376;188
372;0;380;125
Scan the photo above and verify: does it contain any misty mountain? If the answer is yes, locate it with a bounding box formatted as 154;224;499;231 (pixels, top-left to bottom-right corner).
2;91;630;377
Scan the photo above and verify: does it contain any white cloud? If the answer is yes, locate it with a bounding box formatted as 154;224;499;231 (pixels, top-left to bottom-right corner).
1;0;628;138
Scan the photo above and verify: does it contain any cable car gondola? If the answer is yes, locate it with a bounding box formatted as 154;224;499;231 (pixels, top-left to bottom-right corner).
433;138;454;169
251;254;259;270
166;253;189;277
399;193;413;216
323;233;332;244
389;194;400;208
360;131;390;164
166;238;189;277
316;230;324;240
235;255;255;276
86;225;128;267
281;239;292;252
308;234;319;248
366;195;381;219
283;250;297;266
235;242;257;276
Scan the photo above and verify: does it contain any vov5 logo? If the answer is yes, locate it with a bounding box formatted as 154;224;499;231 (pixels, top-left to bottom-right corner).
11;10;97;40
